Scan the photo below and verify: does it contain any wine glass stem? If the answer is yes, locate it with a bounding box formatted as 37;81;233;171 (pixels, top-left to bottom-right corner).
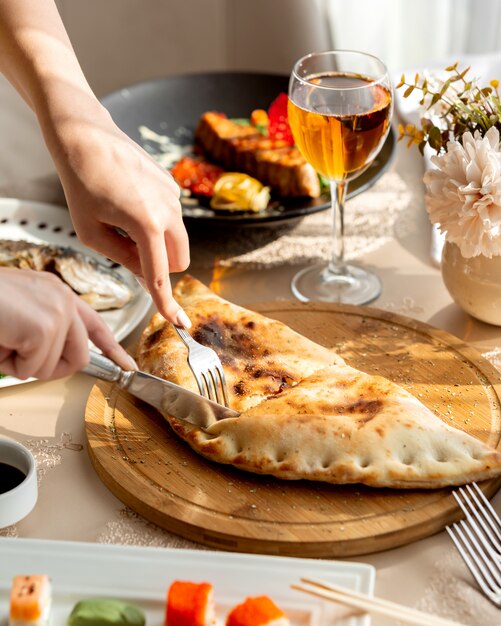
328;180;347;275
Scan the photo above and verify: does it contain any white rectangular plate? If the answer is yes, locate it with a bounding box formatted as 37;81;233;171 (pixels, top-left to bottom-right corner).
0;538;373;626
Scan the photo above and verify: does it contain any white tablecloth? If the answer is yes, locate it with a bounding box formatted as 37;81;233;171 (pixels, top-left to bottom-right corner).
0;75;500;626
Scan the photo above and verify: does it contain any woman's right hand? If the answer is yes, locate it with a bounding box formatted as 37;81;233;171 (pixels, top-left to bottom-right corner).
43;102;192;328
0;268;136;380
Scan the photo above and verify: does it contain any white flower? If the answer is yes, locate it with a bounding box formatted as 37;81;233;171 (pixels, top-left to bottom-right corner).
424;126;501;258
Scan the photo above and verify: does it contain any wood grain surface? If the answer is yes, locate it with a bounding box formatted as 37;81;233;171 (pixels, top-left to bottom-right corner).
85;302;501;557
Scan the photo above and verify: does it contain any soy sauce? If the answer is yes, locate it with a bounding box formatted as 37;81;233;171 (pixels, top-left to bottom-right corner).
0;462;26;494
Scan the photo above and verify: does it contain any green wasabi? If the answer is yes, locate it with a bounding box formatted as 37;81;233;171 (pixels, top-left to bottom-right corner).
68;599;146;626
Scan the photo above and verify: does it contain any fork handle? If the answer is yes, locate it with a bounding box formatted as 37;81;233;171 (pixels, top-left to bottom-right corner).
82;351;133;388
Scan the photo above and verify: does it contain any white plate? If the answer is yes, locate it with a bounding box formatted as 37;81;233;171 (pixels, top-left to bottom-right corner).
0;538;374;626
0;198;152;388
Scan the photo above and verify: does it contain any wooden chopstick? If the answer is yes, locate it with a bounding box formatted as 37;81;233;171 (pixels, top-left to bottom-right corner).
292;577;468;626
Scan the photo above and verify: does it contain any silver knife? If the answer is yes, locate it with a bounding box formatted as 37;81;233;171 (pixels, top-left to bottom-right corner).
82;351;239;430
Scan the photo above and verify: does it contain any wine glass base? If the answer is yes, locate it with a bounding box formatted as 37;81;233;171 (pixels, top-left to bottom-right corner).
291;263;382;305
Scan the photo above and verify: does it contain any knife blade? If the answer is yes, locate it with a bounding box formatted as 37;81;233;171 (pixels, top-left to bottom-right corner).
82;351;239;430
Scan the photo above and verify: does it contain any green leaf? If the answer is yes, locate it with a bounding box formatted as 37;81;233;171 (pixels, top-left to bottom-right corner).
230;118;251;126
427;93;441;108
428;125;443;150
404;85;415;98
439;79;452;96
318;173;330;191
445;62;458;72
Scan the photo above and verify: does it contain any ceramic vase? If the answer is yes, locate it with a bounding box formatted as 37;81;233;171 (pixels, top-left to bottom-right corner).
441;240;501;326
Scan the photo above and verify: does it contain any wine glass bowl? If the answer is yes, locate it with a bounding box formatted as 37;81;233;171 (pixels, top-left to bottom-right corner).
288;50;393;304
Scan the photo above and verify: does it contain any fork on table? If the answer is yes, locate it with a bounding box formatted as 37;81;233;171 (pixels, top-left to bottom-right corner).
446;482;501;607
174;326;230;407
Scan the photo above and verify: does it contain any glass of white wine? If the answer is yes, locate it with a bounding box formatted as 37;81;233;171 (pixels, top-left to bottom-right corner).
288;50;393;304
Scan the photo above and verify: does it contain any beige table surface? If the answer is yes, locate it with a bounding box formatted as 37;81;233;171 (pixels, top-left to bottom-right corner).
0;76;500;625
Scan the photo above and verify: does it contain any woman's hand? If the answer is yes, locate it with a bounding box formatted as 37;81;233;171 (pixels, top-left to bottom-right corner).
0;268;136;380
46;103;192;327
0;0;191;327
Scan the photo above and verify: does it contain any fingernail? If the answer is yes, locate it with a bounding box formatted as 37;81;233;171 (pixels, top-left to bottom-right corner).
126;355;138;371
136;275;148;291
176;308;192;329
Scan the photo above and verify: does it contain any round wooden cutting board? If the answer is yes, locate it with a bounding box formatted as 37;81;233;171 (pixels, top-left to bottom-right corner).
85;303;501;557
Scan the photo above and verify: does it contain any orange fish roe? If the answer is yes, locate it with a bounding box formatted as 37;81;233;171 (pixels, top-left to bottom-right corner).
226;595;290;626
166;581;215;626
171;156;224;197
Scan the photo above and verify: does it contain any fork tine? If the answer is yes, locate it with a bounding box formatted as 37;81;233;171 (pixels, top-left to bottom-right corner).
465;517;501;571
455;487;501;554
173;324;230;408
206;368;221;405
200;371;213;400
190;367;206;397
214;363;229;407
447;524;500;605
471;483;501;537
460;520;501;585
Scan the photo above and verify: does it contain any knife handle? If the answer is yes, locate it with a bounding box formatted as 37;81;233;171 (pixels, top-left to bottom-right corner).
81;351;134;388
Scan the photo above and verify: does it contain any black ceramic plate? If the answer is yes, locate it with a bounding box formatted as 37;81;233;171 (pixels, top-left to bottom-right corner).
101;71;396;227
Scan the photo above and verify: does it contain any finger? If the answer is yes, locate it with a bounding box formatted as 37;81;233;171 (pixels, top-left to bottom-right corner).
135;230;190;327
0;350;18;378
10;320;69;380
49;313;91;379
76;298;137;371
0;347;12;364
32;313;73;380
80;224;143;276
164;219;190;274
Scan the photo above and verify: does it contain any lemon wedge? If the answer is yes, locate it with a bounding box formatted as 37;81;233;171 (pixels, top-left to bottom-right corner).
210;173;270;212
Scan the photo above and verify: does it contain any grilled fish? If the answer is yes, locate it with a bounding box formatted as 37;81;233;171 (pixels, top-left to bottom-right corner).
195;112;321;198
0;239;133;310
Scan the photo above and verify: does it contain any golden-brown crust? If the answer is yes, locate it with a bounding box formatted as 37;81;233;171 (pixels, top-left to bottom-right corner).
166;362;501;488
137;275;342;412
137;276;501;489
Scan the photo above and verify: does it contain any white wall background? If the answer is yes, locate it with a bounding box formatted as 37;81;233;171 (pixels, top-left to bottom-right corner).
54;0;331;96
2;0;501;187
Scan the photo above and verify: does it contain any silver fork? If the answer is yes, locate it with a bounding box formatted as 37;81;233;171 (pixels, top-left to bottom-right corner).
174;326;229;407
446;482;501;607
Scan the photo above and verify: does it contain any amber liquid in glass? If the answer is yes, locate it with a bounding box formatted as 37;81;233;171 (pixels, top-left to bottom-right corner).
288;72;392;181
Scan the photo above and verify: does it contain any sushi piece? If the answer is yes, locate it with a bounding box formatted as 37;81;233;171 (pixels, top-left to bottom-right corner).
0;239;133;311
165;581;216;626
226;596;290;626
9;575;52;626
67;599;145;626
